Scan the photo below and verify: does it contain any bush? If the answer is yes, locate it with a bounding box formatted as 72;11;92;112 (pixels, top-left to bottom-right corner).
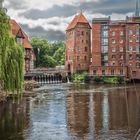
72;72;88;83
92;76;104;83
92;76;124;84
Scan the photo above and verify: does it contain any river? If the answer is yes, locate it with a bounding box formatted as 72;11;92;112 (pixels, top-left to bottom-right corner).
0;83;140;140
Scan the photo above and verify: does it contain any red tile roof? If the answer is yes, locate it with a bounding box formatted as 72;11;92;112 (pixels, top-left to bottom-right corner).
10;20;32;49
66;12;91;30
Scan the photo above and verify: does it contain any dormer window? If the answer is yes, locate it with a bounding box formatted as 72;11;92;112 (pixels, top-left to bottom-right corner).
16;37;23;45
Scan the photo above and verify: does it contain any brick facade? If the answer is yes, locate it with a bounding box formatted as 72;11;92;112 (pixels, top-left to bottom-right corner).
90;17;140;79
92;23;101;66
65;13;140;80
65;13;91;74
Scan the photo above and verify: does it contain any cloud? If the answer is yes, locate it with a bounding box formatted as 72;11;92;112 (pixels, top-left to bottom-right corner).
19;5;77;20
21;24;65;41
4;0;28;10
4;0;100;10
3;0;137;41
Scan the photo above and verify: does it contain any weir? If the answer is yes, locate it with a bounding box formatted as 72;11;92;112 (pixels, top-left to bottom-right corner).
24;68;68;84
34;74;63;84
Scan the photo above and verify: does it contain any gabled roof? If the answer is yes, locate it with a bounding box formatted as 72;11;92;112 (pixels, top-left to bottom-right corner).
66;12;91;30
10;20;24;38
10;20;32;49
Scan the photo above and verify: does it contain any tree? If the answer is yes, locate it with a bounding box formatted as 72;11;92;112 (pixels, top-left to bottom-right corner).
41;55;57;67
53;43;65;65
30;37;65;68
0;9;24;93
30;37;50;67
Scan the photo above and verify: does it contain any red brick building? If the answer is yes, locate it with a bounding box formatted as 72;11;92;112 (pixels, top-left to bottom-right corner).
65;3;140;80
90;16;140;79
10;20;34;74
65;12;91;74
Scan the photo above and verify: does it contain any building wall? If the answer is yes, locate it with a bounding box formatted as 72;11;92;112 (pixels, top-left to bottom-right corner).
92;23;101;66
65;23;91;74
89;66;127;77
65;29;75;73
108;24;126;67
66;15;140;79
90;17;140;79
126;24;140;68
24;49;33;73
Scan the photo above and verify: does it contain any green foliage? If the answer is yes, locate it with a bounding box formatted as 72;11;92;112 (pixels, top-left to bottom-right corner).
41;55;57;67
72;72;88;83
92;76;124;84
53;44;65;65
92;76;104;83
0;9;24;93
30;37;65;68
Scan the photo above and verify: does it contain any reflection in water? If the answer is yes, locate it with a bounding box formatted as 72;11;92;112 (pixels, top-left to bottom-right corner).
0;84;140;140
0;98;31;140
66;93;89;139
66;85;140;140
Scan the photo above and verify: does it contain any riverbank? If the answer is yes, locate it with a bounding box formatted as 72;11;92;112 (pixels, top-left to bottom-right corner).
71;72;126;84
0;80;40;102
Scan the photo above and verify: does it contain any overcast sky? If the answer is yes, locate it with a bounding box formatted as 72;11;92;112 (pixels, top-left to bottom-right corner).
3;0;138;41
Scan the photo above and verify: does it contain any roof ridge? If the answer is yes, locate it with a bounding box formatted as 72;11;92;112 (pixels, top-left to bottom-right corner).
66;13;90;31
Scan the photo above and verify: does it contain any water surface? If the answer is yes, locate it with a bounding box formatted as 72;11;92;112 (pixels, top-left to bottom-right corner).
0;83;140;140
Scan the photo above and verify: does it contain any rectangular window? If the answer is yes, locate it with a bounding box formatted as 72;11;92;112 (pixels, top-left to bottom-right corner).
93;70;97;75
129;30;133;35
112;47;116;52
69;56;73;60
102;38;108;45
136;63;140;68
120;31;124;36
16;37;23;45
136;54;140;60
129;54;133;60
84;56;87;61
77;56;80;61
120;55;124;60
136;37;139;43
132;71;137;77
102;31;108;37
129;38;133;42
128;46;133;51
104;55;108;61
103;25;108;29
112;55;116;60
102;70;106;75
136;29;139;35
120;70;123;75
120;47;123;52
112;31;116;36
78;46;80;52
78;64;81;69
136;46;140;52
112;39;116;44
101;46;108;53
85;47;87;52
129;63;132;66
111;70;114;75
120;39;123;44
